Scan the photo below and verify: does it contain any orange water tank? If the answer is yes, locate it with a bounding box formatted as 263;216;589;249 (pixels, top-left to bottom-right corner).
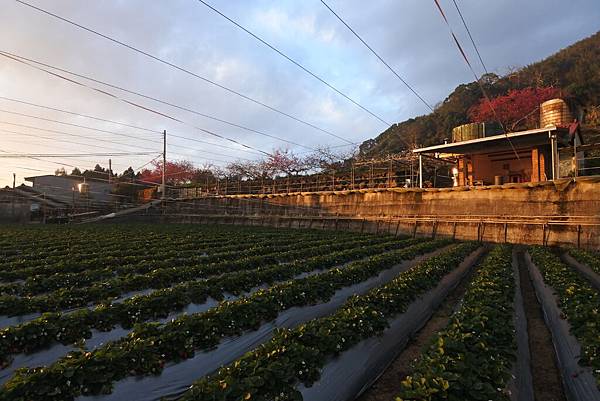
540;98;573;127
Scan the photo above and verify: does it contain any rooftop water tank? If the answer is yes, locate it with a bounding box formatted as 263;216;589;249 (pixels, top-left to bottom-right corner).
452;122;502;142
540;98;573;127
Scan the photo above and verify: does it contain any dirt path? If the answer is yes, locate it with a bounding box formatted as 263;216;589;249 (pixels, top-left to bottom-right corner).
517;250;566;401
356;258;478;401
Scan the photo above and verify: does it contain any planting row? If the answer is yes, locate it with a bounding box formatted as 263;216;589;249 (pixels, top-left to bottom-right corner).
0;236;396;316
0;225;282;257
0;239;453;400
396;245;516;401
0;234;378;294
528;247;600;387
171;242;479;401
0;225;363;265
567;248;600;275
0;230;361;276
0;237;423;366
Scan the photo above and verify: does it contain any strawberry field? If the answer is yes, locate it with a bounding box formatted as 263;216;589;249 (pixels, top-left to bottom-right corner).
0;224;598;401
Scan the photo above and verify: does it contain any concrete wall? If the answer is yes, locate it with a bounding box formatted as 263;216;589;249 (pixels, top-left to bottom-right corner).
162;177;600;249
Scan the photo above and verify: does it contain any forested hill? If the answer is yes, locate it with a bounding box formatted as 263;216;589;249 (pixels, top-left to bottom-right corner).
359;30;600;157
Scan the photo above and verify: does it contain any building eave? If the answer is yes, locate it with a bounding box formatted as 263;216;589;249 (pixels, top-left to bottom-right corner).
413;126;567;155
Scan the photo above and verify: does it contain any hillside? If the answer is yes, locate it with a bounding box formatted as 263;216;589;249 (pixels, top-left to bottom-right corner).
359;31;600;157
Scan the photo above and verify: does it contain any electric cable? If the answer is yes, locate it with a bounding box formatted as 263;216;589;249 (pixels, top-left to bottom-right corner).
14;0;352;144
196;0;390;126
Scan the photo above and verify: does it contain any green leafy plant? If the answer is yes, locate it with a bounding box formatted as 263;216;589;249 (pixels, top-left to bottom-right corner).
0;239;453;400
170;242;479;401
396;245;516;401
529;246;600;387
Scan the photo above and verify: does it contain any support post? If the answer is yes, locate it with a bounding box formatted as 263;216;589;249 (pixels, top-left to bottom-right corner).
550;131;559;180
418;154;423;188
574;136;578;179
161;130;166;200
11;173;15;220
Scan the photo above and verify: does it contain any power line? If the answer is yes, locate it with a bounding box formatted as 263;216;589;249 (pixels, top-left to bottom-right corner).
0;126;150;153
432;0;519;159
0;96;267;155
0;109;162;144
0;152;158;158
14;0;352;144
196;0;390;126
450;0;488;75
0;51;271;157
0;110;256;161
0;95;161;134
0;123;244;164
0;51;313;151
320;0;435;115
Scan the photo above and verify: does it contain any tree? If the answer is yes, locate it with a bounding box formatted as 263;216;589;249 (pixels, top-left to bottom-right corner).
120;167;136;181
305;146;357;173
139;160;200;185
54;167;67;176
264;149;307;177
468;87;563;131
70;167;82;177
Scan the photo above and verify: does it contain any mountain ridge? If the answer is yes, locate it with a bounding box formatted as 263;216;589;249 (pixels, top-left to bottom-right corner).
359;30;600;157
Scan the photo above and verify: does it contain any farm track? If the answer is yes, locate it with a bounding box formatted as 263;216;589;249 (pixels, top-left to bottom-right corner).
517;249;567;401
355;250;481;401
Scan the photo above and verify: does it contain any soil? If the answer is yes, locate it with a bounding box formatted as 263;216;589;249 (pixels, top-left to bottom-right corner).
356;257;478;401
517;250;567;401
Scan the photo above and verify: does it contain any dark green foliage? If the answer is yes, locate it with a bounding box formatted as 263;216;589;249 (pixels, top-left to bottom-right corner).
396;245;516;401
0;239;452;400
529;246;600;387
173;243;478;401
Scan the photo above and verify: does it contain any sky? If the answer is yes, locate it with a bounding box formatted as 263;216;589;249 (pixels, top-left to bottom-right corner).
0;0;598;187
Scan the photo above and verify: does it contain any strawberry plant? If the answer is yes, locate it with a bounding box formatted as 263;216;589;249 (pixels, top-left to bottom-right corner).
0;236;413;366
529;246;600;387
396;245;516;401
568;248;600;275
0;239;452;400
169;243;479;401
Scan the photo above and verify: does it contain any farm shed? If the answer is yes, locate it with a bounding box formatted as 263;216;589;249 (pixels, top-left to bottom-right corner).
413;125;583;187
25;174;116;209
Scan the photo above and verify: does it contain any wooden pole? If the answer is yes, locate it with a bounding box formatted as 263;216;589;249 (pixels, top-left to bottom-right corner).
161;130;166;200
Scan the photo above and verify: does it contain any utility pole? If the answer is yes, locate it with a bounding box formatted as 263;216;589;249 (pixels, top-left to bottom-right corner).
162;130;166;200
11;173;15;220
108;159;112;184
